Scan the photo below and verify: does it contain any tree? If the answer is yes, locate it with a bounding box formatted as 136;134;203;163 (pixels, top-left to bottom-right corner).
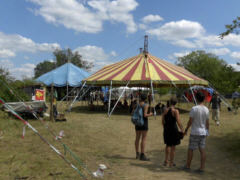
0;67;14;82
0;68;29;102
34;48;93;78
220;16;240;38
177;50;240;94
34;60;56;78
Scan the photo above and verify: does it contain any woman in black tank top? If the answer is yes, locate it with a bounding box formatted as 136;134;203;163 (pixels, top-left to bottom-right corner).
162;97;184;167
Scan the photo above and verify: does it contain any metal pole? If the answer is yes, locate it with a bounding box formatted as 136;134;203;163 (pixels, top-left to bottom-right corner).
188;81;197;105
50;83;54;122
108;81;112;116
109;81;130;117
67;81;86;112
150;80;156;117
67;83;69;102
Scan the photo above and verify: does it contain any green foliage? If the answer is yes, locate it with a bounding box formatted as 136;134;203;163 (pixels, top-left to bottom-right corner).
156;87;171;95
220;16;240;38
0;68;31;102
34;60;56;78
177;50;240;94
34;48;93;78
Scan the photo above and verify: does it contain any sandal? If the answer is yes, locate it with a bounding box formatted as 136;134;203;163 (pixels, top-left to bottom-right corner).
163;161;168;166
170;162;176;167
195;169;204;174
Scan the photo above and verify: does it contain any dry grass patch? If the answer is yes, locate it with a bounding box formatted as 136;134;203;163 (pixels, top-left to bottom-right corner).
0;101;240;179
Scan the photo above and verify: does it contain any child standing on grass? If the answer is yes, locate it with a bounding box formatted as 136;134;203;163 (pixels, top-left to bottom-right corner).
184;91;209;173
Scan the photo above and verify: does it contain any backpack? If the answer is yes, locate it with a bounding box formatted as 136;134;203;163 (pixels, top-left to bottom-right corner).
131;104;144;126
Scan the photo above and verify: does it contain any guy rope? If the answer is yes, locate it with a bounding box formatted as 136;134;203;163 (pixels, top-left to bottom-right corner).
0;78;93;178
0;97;87;179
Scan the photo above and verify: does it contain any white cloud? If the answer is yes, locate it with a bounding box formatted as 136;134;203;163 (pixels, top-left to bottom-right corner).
0;59;14;69
110;51;117;56
145;19;240;50
173;51;190;58
28;0;138;33
142;14;163;24
24;56;30;60
0;32;60;53
139;23;147;30
195;35;223;48
222;34;240;47
194;34;240;48
147;20;205;41
0;59;35;79
74;45;116;71
208;48;231;56
171;40;196;48
230;64;240;71
0;49;16;58
231;52;240;59
11;63;36;79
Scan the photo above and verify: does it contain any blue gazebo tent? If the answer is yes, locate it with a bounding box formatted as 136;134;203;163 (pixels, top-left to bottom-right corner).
36;62;90;87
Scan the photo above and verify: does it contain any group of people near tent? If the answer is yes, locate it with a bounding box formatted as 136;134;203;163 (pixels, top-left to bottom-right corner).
132;90;222;173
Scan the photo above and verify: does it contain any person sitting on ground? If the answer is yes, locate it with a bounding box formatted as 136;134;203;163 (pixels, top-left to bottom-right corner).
184;91;209;173
134;94;153;161
162;97;184;167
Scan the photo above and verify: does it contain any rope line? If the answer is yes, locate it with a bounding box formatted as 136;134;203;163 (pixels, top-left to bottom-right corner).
0;97;87;179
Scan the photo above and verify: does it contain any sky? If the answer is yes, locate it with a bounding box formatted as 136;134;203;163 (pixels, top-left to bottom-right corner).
0;0;240;79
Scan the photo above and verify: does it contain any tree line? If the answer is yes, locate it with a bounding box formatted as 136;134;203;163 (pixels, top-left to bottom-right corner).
1;48;240;102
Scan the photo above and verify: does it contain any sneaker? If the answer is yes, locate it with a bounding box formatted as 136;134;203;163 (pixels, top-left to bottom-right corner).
140;153;150;161
136;152;140;159
216;121;220;126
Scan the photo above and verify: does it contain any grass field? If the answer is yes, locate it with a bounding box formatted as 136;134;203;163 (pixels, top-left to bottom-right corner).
0;100;240;180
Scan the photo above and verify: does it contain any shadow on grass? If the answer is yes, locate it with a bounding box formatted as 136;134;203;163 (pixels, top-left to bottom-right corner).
104;147;213;179
69;105;190;116
69;105;131;116
209;131;240;164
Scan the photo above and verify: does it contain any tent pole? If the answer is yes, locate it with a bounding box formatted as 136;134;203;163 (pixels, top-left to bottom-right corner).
67;81;86;112
188;81;197;105
109;81;130;117
108;80;112;117
60;87;77;102
171;81;189;103
66;83;69;102
150;80;156;117
50;83;54;122
207;85;232;109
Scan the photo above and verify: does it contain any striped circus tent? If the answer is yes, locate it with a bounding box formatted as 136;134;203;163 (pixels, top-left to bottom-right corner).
84;53;208;87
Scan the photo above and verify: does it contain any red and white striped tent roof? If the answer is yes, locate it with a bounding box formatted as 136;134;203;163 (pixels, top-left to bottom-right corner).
84;53;208;87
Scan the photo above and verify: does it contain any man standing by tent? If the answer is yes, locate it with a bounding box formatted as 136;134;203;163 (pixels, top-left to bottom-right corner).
209;92;221;126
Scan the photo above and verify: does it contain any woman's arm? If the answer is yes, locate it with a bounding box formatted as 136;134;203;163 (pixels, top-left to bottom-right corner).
175;109;184;132
144;104;153;117
184;117;193;135
162;108;167;126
